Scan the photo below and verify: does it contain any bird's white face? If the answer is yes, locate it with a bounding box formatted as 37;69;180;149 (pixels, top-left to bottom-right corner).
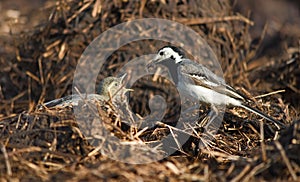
155;47;183;64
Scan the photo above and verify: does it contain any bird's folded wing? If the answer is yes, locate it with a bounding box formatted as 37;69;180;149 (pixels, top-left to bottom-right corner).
43;95;74;107
179;59;247;101
43;94;107;108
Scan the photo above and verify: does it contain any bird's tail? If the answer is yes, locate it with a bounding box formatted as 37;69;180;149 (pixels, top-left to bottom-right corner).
40;95;74;108
239;103;286;129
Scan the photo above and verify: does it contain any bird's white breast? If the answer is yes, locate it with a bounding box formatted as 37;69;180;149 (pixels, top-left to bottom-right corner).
178;82;242;106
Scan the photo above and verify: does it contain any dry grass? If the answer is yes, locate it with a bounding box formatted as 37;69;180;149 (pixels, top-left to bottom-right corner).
0;0;299;181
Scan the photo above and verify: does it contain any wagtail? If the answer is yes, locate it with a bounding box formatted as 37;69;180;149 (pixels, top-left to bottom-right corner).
147;46;285;129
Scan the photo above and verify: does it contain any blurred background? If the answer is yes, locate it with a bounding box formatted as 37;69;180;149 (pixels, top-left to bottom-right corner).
1;0;299;51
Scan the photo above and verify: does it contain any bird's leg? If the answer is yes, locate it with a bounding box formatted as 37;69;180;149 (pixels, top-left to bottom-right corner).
198;105;223;131
180;93;201;117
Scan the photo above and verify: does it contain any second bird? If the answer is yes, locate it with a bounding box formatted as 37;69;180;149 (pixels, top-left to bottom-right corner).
41;74;129;108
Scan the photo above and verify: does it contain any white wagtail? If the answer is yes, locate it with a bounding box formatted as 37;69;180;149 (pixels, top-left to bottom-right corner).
41;74;130;108
147;46;285;129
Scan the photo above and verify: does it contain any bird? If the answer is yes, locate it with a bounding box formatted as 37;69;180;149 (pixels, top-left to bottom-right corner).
147;45;286;129
40;74;131;108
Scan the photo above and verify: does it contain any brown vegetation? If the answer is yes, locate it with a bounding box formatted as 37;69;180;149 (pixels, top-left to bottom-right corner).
0;0;299;181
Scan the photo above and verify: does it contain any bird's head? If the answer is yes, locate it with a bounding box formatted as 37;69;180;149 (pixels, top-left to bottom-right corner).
146;46;186;84
147;46;186;71
154;46;185;64
97;73;129;97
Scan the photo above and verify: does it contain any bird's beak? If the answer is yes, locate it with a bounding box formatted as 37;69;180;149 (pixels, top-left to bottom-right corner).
151;55;160;63
118;73;127;82
146;55;160;70
125;88;134;92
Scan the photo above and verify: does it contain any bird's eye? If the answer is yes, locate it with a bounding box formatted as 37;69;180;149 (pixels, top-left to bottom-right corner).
159;51;164;56
170;55;175;60
114;82;118;87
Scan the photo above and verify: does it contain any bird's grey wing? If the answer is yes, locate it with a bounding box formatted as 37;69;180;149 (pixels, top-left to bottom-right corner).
43;95;75;107
42;94;106;108
179;59;246;101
